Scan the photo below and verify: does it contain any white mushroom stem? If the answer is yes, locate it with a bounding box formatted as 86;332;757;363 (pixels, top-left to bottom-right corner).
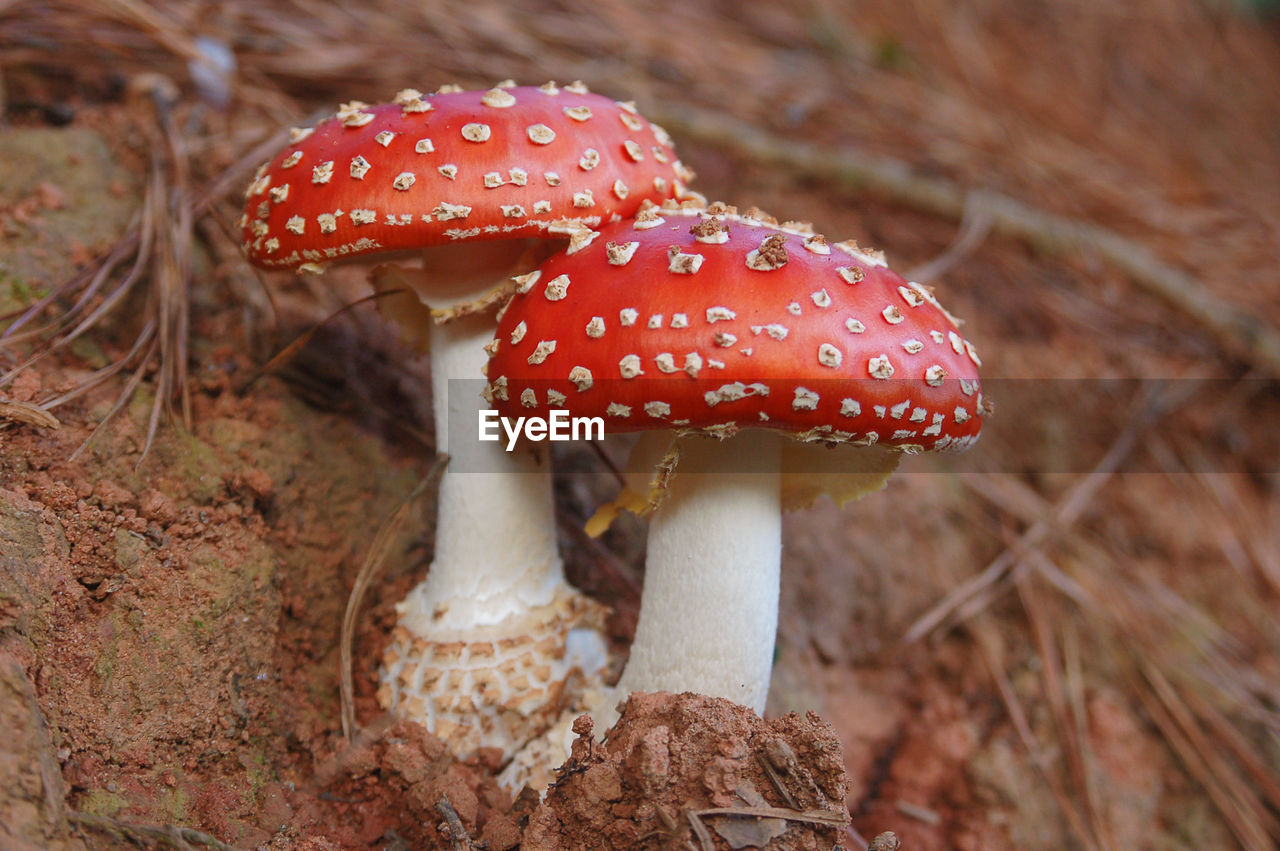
499;430;781;791
393;242;593;626
376;252;607;761
397;311;567;628
617;429;782;713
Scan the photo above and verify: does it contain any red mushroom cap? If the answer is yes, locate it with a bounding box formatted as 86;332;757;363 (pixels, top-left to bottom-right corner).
240;82;692;272
485;201;987;452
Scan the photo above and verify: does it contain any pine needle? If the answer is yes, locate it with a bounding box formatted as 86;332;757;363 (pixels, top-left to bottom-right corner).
238;290;407;394
339;456;447;741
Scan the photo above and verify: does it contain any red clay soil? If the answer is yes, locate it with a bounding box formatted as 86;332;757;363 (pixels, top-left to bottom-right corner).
525;692;850;850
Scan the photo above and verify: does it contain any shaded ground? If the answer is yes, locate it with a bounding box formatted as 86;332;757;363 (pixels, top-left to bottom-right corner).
2;1;1279;848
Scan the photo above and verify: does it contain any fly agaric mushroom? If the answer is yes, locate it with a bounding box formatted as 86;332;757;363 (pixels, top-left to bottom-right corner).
485;199;987;722
239;82;695;760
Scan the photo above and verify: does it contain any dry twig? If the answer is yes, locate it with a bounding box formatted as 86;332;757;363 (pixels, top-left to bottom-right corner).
957;428;1280;848
1015;572;1110;847
435;795;474;851
693;804;849;827
907;380;1201;642
340;457;446;741
685;809;716;851
969;617;1102;851
904;192;994;284
1134;670;1275;850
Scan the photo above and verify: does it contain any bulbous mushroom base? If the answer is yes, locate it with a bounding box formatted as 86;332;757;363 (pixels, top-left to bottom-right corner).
496;686;615;793
377;585;609;762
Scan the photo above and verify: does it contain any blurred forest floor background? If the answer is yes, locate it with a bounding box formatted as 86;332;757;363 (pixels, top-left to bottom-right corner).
1;0;1279;848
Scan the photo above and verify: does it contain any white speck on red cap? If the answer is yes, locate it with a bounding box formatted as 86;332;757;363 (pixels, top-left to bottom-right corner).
243;85;688;272
481;201;985;453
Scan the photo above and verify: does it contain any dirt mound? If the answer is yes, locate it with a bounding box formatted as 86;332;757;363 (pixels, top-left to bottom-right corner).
525;692;851;850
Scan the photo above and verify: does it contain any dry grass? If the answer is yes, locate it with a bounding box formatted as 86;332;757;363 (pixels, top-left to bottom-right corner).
0;58;285;462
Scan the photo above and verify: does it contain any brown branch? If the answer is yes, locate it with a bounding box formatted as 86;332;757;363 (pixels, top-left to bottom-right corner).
654;103;1280;378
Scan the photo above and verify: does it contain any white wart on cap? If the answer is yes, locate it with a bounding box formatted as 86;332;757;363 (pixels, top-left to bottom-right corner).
486;200;988;453
241;83;693;272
